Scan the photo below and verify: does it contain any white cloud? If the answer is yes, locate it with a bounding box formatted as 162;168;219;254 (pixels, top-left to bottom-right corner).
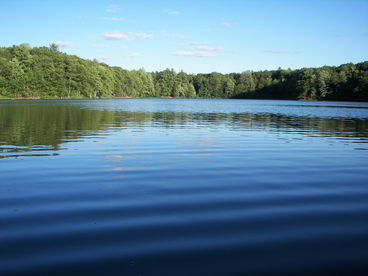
160;31;188;39
221;22;236;28
173;51;218;57
106;4;120;13
196;46;224;51
103;17;125;21
51;41;78;47
131;32;153;39
102;31;153;40
102;31;128;40
89;44;109;48
163;9;180;15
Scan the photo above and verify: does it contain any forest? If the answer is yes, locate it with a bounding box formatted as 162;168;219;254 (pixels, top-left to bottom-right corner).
0;43;367;101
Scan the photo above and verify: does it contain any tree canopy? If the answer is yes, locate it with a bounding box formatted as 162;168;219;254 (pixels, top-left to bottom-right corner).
0;44;367;101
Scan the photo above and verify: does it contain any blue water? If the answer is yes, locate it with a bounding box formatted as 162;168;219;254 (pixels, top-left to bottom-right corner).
1;99;368;275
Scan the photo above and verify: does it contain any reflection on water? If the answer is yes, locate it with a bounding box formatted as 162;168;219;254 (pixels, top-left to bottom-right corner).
1;100;367;159
0;103;117;153
0;99;368;276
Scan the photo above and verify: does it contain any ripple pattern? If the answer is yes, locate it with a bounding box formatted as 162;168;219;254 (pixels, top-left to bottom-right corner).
1;99;368;276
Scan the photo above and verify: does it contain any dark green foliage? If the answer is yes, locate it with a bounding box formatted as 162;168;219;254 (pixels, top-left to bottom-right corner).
0;44;367;101
0;45;156;99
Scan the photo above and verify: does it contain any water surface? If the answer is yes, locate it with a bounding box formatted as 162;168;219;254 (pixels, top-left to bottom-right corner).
1;99;368;275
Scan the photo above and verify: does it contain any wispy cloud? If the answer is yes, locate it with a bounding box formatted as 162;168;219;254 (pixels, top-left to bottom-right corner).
221;22;237;28
160;31;188;39
163;9;180;15
196;46;224;51
102;31;153;40
102;17;125;21
123;53;140;58
173;51;218;57
89;44;109;48
131;32;153;39
106;4;120;13
51;41;78;47
102;31;128;40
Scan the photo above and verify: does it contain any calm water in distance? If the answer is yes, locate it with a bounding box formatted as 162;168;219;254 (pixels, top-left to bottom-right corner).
1;99;368;276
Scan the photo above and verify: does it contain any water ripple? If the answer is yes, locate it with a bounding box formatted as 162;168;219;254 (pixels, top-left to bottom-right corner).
1;99;368;275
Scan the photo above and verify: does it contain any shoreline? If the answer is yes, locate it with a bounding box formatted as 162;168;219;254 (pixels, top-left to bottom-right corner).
0;96;367;103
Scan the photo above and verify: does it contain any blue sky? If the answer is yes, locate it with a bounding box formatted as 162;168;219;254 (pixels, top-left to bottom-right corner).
1;0;367;73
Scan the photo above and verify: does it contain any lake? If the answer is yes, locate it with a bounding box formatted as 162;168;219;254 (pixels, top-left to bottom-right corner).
0;99;367;276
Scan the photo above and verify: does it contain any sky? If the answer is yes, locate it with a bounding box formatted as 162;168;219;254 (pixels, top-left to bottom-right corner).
1;0;367;73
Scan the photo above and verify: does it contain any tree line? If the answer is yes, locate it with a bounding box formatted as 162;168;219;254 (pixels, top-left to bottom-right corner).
0;44;367;101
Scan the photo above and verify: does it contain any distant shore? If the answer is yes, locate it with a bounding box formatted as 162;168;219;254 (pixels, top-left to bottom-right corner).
1;45;367;102
1;96;367;102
